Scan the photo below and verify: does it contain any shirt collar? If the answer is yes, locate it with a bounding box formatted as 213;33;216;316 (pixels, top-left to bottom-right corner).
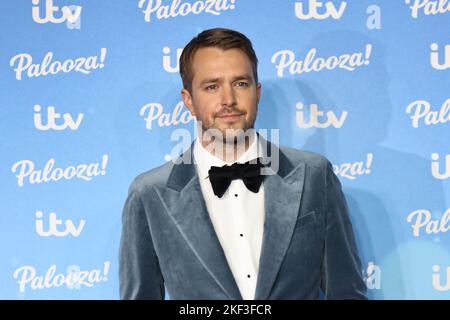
193;130;261;180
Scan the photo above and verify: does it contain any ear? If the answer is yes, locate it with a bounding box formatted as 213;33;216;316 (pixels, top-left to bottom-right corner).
181;88;195;117
256;82;262;105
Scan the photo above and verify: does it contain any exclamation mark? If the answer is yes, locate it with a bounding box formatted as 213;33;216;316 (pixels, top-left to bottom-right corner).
103;261;110;282
99;48;107;68
101;154;108;175
365;153;373;174
364;44;372;66
230;0;236;10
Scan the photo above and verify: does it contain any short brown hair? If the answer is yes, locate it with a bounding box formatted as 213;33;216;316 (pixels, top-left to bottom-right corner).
179;28;258;92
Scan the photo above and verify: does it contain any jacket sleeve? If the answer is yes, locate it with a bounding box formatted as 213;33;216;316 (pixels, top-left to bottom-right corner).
320;161;368;300
119;185;165;300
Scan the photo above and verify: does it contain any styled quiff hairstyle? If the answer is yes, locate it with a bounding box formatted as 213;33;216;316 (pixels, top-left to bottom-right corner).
179;28;259;93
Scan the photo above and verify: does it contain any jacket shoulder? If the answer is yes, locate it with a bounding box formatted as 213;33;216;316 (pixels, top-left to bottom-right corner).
127;161;174;196
279;145;331;170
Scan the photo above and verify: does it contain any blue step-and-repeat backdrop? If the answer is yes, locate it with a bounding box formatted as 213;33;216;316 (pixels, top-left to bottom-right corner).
0;0;449;299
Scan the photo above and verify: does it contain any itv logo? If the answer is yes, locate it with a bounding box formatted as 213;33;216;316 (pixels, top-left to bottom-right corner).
32;0;82;29
34;104;84;131
432;265;450;292
294;0;347;20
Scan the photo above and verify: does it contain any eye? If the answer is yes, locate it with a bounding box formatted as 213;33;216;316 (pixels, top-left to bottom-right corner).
205;84;218;91
235;81;249;88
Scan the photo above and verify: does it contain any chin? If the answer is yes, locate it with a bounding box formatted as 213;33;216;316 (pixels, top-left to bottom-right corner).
223;128;252;143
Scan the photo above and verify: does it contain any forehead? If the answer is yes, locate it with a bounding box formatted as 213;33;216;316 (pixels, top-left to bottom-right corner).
190;47;253;82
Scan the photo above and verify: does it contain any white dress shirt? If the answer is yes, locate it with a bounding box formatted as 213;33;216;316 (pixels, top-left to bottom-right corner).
193;132;265;300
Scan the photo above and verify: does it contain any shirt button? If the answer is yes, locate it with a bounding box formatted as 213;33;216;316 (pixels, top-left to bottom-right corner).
235;194;238;197
240;234;243;237
247;275;251;278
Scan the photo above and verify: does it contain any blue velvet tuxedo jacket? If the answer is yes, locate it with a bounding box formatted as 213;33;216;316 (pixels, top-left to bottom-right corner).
119;137;367;300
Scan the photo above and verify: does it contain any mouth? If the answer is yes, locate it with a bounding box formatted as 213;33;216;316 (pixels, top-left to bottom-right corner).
216;113;244;123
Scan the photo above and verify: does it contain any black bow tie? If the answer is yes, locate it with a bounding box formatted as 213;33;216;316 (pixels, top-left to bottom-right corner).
207;157;268;198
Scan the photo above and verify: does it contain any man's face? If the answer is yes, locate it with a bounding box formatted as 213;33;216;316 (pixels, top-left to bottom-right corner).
181;47;261;143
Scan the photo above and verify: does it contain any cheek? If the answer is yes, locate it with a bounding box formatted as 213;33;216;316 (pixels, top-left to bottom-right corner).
239;89;258;103
193;96;218;120
241;94;258;112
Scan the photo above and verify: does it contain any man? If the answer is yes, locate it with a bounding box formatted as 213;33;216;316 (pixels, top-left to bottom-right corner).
119;28;367;300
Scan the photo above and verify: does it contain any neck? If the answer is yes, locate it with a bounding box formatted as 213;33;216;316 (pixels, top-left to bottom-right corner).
198;129;256;164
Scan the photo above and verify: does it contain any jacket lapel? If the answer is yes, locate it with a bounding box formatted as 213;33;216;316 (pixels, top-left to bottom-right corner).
153;142;243;300
254;137;306;300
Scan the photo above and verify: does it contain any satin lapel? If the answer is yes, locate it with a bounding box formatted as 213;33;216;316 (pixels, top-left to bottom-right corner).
153;143;243;300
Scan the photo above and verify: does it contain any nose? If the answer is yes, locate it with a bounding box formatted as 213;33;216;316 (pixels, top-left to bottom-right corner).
220;84;237;108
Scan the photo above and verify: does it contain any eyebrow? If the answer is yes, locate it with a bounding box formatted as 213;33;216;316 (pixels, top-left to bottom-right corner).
199;74;253;86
